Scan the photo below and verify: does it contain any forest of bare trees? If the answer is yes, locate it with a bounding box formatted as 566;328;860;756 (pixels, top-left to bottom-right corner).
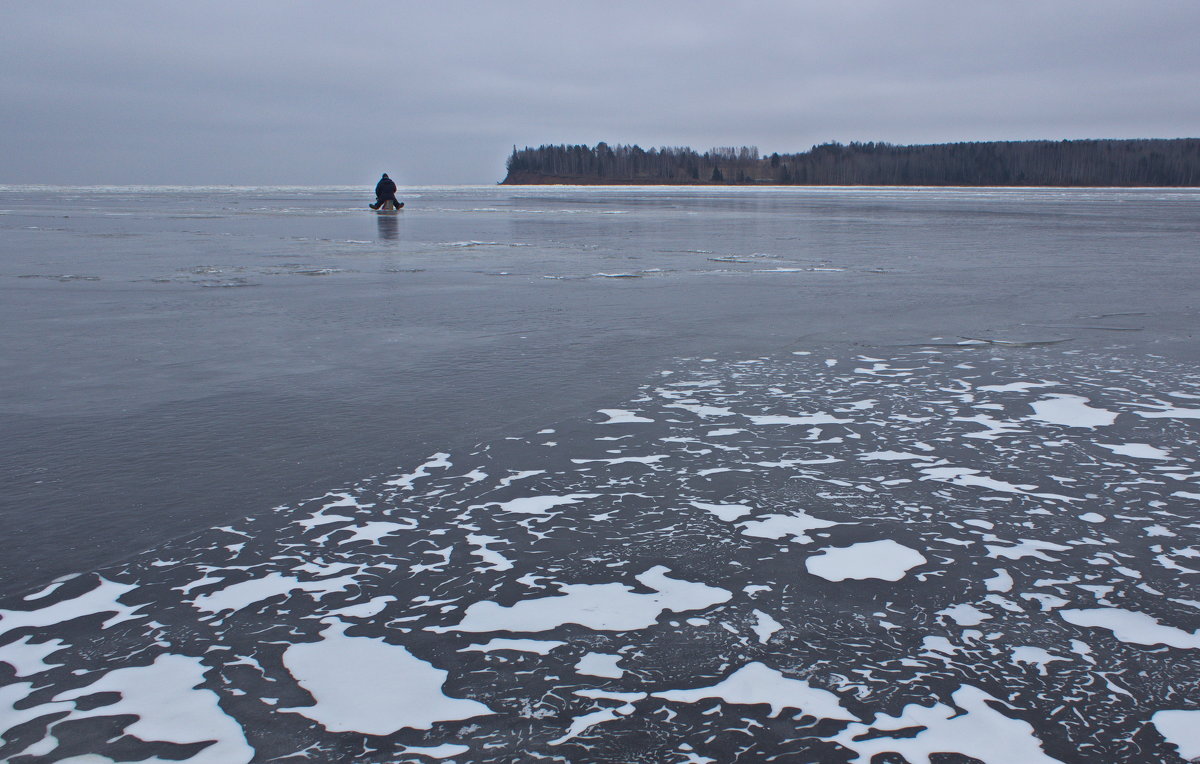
503;139;1200;186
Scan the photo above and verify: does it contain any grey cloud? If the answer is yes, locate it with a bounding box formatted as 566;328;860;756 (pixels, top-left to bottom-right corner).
2;0;1197;184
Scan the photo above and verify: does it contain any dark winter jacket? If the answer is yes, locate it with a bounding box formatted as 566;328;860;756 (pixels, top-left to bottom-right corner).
375;176;397;197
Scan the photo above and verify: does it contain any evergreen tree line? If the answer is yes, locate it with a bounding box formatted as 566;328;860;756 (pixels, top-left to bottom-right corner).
503;139;1200;186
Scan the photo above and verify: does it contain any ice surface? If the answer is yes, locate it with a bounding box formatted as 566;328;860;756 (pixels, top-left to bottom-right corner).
653;662;855;720
805;540;927;581
280;620;495;734
432;566;730;633
7;338;1200;760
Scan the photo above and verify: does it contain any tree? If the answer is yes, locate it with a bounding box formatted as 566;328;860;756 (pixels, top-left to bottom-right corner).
500;139;1200;186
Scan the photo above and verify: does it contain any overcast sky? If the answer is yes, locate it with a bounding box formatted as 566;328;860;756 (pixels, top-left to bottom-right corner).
3;1;1198;185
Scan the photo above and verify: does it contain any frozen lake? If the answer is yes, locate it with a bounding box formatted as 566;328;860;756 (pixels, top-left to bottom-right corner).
1;186;1199;761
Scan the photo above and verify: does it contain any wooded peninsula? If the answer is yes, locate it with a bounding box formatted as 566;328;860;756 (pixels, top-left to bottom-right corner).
503;139;1200;186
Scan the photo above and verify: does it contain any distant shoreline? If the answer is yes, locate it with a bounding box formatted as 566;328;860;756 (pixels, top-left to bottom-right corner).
503;138;1200;187
501;174;1200;188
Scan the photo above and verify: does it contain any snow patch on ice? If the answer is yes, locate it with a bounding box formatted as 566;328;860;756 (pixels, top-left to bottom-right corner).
465;534;514;571
1028;394;1117;428
1060;607;1200;649
191;572;357;615
653;662;855;720
858;450;936;462
430;566;730;633
385;453;452;489
938;603;992;626
0;577;144;636
461;638;565;655
984;569;1014;592
751;610;783;643
1137;405;1200;420
986;539;1072;562
805;540;927;582
690;501;752;522
1152;709;1200;761
280;620;495;734
978;381;1058;393
831;685;1062;763
1096;442;1171;460
744;412;851;426
401;743;472;760
921;466;1077;502
597;409;654;424
1011;646;1069;675
574;652;625;678
475;494;599;515
739;511;839;544
0;635;65;676
53;653;254;764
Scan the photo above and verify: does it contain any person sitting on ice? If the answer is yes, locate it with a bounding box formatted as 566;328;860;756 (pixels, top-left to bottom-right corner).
370;173;403;209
